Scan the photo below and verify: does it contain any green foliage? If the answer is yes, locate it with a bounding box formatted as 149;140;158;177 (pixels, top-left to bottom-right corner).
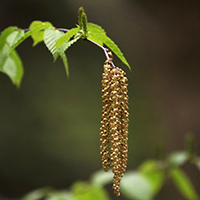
0;27;23;87
0;7;130;87
169;168;199;200
29;21;53;46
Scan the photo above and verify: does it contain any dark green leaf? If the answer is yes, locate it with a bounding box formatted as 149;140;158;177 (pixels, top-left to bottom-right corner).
169;168;199;200
121;171;153;200
87;23;131;69
29;21;53;46
56;27;80;50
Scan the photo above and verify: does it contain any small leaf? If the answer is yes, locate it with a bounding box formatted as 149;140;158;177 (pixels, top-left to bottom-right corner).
121;171;153;200
0;49;23;87
6;29;25;47
90;169;113;187
29;21;53;46
55;27;80;50
169;168;199;200
87;23;131;70
168;151;189;167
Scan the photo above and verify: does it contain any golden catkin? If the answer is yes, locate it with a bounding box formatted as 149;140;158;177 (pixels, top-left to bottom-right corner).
100;60;129;196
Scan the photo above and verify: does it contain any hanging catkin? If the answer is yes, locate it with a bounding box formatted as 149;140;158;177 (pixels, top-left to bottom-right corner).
100;51;129;196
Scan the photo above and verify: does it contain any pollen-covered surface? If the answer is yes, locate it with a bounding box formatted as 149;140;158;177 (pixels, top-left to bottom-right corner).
100;60;129;196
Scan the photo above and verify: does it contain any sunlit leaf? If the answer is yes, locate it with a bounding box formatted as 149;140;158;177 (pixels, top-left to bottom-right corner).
169;168;199;200
6;29;25;47
56;27;80;50
90;169;113;187
72;181;111;200
87;23;131;70
29;21;53;46
0;49;23;87
11;23;53;50
168;151;189;167
121;171;153;200
0;26;17;50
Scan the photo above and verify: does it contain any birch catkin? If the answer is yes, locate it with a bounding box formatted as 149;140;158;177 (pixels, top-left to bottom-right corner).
100;59;129;196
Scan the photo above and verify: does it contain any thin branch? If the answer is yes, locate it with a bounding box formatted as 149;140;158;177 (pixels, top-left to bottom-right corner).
57;28;70;32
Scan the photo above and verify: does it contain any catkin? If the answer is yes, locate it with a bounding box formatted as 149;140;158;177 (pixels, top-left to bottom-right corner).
100;59;129;196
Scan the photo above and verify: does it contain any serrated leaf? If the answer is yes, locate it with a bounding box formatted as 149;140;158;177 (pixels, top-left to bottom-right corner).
87;23;130;70
0;26;17;50
11;23;53;50
169;168;199;200
29;21;53;46
6;29;25;47
168;151;189;167
121;171;153;200
0;48;23;87
55;27;80;50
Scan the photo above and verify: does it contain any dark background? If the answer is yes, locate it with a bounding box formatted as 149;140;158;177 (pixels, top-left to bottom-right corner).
0;0;200;199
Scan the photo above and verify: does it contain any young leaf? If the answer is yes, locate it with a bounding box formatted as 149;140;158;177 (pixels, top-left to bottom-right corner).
55;27;80;50
87;23;130;70
29;21;53;46
60;53;69;77
0;49;23;87
0;26;17;50
169;168;199;200
11;23;53;50
6;29;25;47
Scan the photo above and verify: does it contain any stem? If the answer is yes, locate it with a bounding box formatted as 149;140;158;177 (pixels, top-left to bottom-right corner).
57;28;70;32
87;38;116;68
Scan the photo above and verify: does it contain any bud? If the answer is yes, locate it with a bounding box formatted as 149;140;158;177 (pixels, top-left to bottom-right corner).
100;60;129;196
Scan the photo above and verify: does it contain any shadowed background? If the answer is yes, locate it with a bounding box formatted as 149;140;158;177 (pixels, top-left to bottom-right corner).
0;0;200;199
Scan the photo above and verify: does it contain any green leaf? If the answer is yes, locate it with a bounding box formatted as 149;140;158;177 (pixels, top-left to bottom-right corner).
90;169;113;187
21;187;52;200
121;171;153;200
29;21;53;46
139;160;165;196
60;53;69;77
0;49;23;87
71;181;111;200
169;168;199;200
44;27;65;60
168;151;189;167
0;26;17;50
87;23;130;69
6;29;25;47
11;23;53;51
55;27;80;50
47;191;74;200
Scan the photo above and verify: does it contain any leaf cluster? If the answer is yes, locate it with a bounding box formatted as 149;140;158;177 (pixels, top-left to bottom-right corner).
0;7;130;88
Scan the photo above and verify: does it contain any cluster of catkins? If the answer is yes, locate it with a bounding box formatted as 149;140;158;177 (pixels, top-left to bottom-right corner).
100;53;129;196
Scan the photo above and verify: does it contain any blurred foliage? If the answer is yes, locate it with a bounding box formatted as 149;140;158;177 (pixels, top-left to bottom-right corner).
20;135;200;200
